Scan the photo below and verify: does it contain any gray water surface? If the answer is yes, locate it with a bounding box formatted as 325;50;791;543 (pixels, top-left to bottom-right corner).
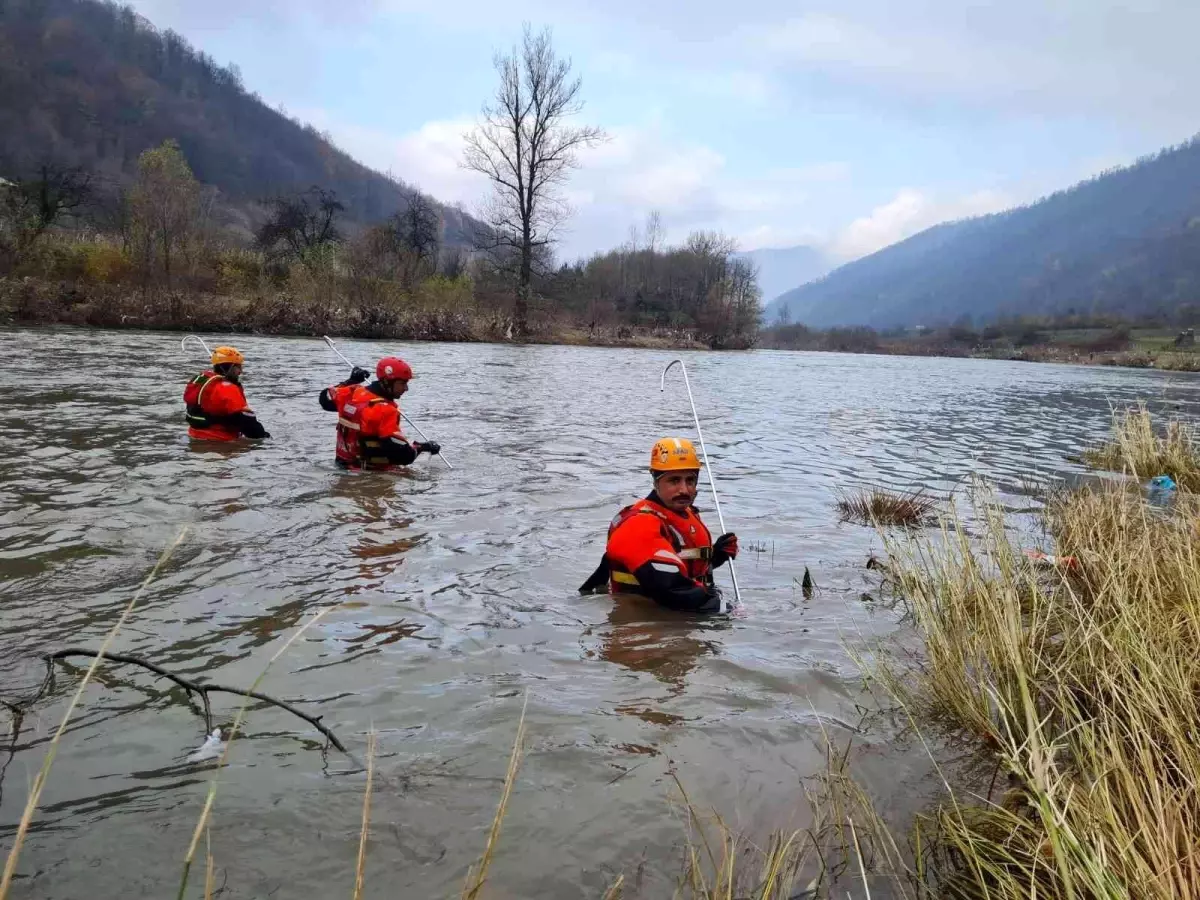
2;328;1198;898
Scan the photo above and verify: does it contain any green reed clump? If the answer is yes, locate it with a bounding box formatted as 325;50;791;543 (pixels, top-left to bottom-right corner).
1083;402;1200;489
837;487;936;527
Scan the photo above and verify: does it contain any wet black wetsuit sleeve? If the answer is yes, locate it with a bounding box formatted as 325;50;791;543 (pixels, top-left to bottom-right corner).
632;560;715;611
231;412;268;439
197;410;266;438
379;436;418;466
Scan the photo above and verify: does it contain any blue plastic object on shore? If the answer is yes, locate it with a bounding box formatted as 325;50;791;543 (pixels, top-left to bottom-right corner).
1150;475;1178;491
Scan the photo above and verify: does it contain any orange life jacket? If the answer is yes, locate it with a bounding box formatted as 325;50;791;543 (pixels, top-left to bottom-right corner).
184;371;246;441
336;384;399;469
606;498;713;595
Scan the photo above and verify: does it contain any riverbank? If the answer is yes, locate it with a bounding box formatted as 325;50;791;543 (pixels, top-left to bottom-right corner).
761;320;1200;371
0;276;709;350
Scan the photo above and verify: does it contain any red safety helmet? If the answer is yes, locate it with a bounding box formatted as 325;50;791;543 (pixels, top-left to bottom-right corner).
376;357;414;382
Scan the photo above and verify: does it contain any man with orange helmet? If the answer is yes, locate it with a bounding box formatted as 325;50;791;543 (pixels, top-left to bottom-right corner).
184;346;270;441
318;355;441;470
579;437;738;613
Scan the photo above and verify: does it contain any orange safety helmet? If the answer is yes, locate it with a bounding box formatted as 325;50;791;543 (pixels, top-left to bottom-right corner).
211;346;245;367
650;437;702;473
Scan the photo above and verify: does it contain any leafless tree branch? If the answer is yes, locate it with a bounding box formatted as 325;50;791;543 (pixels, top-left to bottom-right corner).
45;649;348;753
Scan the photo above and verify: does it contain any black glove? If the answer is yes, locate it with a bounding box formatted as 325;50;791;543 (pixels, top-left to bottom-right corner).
418;441;441;455
345;367;370;385
712;533;738;567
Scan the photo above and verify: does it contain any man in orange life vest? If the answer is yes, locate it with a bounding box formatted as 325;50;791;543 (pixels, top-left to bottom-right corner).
184;346;270;441
318;356;441;470
579;437;738;614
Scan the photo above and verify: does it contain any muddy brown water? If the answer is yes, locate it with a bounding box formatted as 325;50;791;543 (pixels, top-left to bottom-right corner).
3;326;1200;898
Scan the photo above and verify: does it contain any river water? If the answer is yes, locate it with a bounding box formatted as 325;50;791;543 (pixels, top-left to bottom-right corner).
3;327;1200;898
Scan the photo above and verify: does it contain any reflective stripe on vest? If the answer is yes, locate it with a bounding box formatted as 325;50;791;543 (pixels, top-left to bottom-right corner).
336;390;394;468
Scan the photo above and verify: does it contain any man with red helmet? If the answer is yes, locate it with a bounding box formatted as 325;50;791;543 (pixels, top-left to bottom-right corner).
318;355;441;470
579;437;737;614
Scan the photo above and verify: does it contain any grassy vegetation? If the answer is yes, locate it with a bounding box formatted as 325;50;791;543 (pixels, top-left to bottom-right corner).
837;487;937;527
1083;402;1200;488
857;477;1200;898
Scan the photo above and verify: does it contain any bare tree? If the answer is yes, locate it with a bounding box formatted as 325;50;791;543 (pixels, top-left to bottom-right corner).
0;164;91;266
390;192;442;283
462;24;605;335
644;210;664;253
256;187;344;272
440;245;468;279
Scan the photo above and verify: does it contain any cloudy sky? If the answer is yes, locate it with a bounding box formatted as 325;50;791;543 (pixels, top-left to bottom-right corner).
129;0;1199;263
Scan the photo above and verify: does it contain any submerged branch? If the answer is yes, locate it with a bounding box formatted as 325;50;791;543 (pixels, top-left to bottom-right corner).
46;649;347;753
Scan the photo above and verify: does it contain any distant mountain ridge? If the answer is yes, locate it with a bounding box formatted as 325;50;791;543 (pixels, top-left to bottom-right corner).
774;136;1200;328
0;0;478;243
736;245;831;307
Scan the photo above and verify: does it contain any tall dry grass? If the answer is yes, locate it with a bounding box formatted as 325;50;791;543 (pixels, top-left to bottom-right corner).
871;481;1200;898
1083;402;1200;488
352;730;377;900
461;694;528;900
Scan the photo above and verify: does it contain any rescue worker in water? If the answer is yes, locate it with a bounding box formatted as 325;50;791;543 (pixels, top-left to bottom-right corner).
579;437;738;614
184;346;270;441
318;356;441;470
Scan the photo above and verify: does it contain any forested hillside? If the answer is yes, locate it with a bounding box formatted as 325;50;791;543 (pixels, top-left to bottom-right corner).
0;0;761;349
774;136;1200;328
0;0;475;242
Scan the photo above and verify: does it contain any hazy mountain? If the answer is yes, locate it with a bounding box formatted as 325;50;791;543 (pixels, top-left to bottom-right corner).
774;136;1200;329
737;245;831;308
0;0;478;243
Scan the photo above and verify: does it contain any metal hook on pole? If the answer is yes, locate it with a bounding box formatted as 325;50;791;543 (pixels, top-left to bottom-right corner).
321;336;453;470
181;334;212;357
660;358;742;609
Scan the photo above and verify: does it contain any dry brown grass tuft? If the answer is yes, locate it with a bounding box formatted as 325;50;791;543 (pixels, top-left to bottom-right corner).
1083;402;1200;489
837;487;937;527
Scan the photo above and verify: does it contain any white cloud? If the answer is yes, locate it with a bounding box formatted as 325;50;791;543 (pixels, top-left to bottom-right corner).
293;110;1014;263
829;188;1011;260
300;111;487;206
562;127;852;257
743;5;1200;126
